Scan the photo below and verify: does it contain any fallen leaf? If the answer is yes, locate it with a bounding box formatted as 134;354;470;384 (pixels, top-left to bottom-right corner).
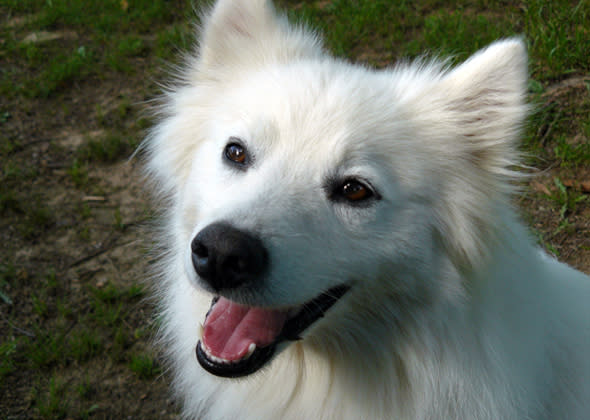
562;179;575;188
22;31;62;43
531;180;551;196
83;196;106;202
561;179;590;193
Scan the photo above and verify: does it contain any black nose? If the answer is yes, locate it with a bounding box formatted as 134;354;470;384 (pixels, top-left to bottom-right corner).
191;222;268;291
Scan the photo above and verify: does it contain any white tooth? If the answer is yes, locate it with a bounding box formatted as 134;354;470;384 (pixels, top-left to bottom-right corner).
203;341;254;365
197;323;204;339
204;345;213;358
246;343;256;358
202;344;230;364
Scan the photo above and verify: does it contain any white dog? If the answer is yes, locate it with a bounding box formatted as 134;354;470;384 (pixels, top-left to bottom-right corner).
143;0;590;418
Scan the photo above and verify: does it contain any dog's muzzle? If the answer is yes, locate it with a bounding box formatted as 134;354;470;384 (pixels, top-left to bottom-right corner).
190;222;350;378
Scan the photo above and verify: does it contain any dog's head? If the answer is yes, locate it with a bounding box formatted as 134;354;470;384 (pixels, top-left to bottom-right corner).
145;0;528;377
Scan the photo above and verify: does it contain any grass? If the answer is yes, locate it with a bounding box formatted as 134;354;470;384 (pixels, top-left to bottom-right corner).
1;0;193;98
523;0;590;77
554;135;590;167
0;341;17;381
69;328;104;362
549;177;588;220
79;131;137;163
16;196;55;239
292;0;590;76
1;0;588;417
0;263;16;305
67;158;88;187
35;376;69;418
27;45;94;98
129;353;161;379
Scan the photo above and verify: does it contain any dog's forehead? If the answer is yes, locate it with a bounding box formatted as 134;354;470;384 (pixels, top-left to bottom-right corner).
219;63;402;165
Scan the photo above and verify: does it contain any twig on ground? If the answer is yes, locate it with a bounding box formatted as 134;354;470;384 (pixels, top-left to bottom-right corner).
0;311;36;338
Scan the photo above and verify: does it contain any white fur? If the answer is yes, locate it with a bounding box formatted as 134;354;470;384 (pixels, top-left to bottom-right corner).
143;1;590;419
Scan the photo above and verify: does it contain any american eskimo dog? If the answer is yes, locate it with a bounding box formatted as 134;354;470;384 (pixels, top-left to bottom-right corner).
143;0;590;418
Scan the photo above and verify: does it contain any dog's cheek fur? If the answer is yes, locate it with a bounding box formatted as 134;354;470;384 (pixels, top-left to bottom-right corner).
143;87;214;201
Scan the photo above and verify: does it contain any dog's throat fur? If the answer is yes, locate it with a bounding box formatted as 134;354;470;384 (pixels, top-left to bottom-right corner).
196;285;350;378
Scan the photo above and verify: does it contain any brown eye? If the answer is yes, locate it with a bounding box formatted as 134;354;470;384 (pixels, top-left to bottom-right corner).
224;142;246;165
327;177;379;206
340;180;373;202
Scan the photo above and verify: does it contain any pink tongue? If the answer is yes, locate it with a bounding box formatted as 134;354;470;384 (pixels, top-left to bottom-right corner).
202;297;289;361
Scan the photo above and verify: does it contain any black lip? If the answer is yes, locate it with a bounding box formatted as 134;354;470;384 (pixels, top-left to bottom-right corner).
278;284;350;341
196;340;276;378
195;284;350;378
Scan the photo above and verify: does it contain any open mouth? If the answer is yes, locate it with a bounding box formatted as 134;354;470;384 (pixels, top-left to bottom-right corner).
195;285;350;378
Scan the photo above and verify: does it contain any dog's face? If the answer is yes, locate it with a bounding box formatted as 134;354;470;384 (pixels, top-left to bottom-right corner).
147;0;527;378
178;67;427;376
182;65;418;307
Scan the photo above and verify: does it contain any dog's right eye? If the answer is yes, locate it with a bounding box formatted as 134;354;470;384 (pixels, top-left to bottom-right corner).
224;139;248;167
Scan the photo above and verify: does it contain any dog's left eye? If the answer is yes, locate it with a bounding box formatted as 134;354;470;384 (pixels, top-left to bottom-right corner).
333;179;378;204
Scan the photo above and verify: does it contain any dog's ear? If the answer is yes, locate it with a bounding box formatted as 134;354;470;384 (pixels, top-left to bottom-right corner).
196;0;321;77
439;38;528;177
423;39;529;269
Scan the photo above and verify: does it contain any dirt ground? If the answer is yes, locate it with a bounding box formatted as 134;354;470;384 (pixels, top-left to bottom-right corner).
1;5;589;420
1;117;177;416
1;32;178;419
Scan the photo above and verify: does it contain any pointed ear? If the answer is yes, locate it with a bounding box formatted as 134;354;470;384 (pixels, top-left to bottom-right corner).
439;38;528;175
424;39;529;268
196;0;321;76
